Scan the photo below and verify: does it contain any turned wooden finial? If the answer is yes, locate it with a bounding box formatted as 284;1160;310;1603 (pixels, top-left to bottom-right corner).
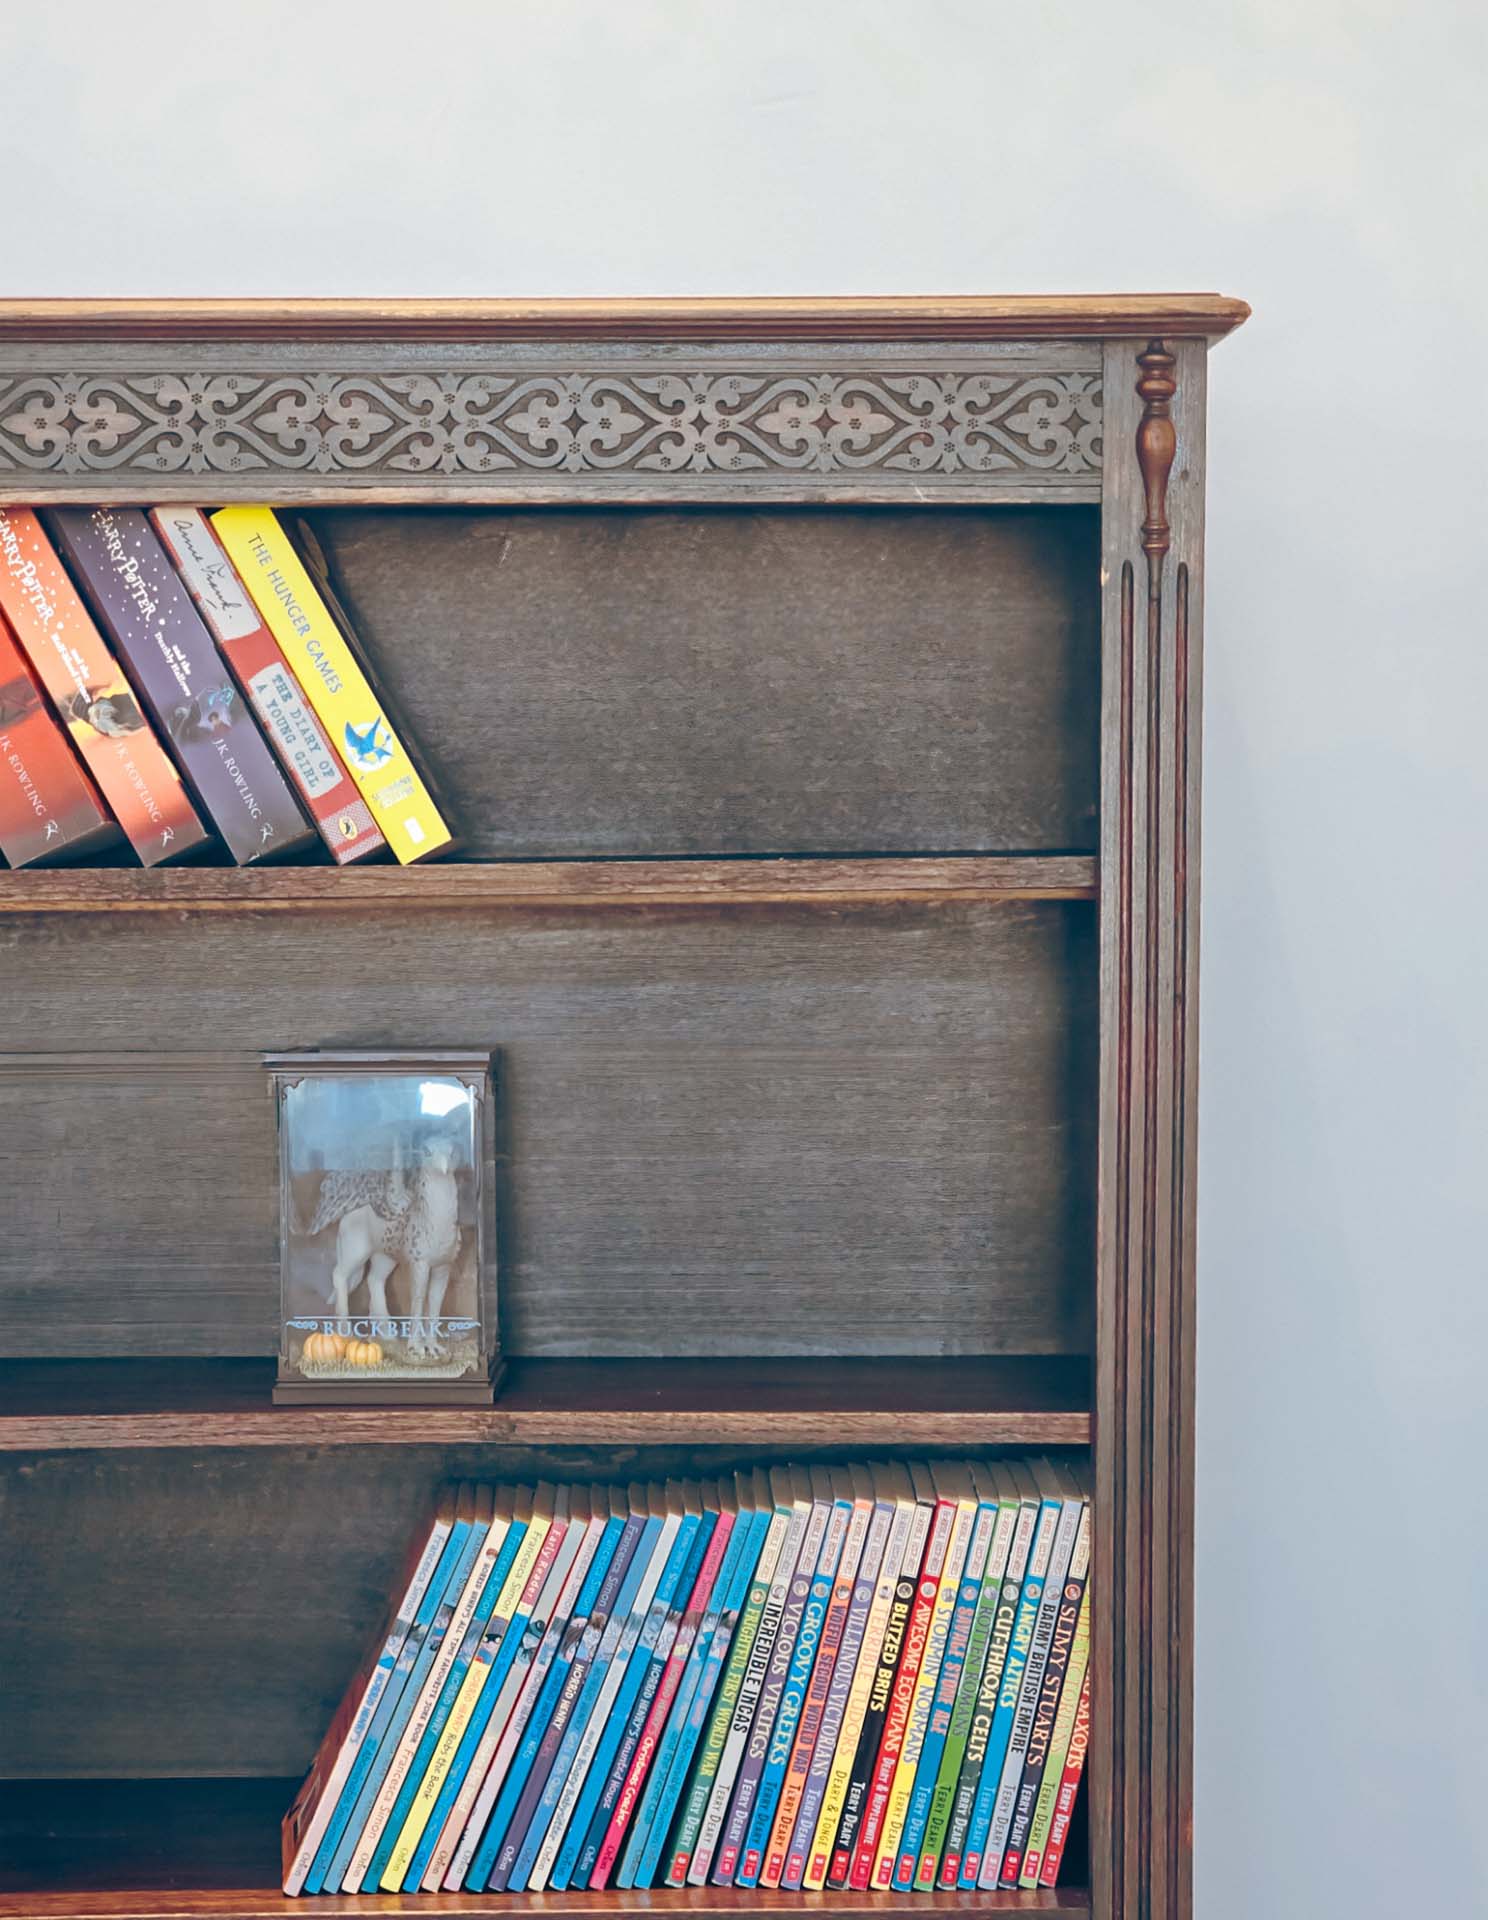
1135;339;1177;564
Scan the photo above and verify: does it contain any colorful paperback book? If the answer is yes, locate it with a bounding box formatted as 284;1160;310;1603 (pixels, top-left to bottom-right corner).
567;1485;706;1886
530;1485;676;1890
769;1466;873;1888
419;1486;585;1889
805;1463;914;1890
408;1481;542;1885
894;1459;999;1888
376;1484;535;1889
311;1485;480;1895
439;1489;611;1891
758;1468;861;1887
148;506;384;862
348;1484;500;1890
670;1469;791;1886
714;1465;826;1885
924;1463;1021;1887
601;1484;736;1886
621;1476;760;1889
281;1488;457;1894
826;1466;930;1888
1038;1661;1091;1888
945;1465;1040;1886
211;506;454;863
0;609;116;866
789;1467;895;1891
490;1492;651;1892
961;1464;1060;1886
687;1466;806;1886
0;507;208;864
1017;1511;1092;1888
858;1461;959;1890
414;1483;556;1886
45;507;313;863
979;1470;1084;1889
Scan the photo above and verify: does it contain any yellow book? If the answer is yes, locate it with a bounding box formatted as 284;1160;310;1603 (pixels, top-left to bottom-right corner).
802;1463;915;1889
378;1483;551;1889
871;1461;979;1888
210;506;453;862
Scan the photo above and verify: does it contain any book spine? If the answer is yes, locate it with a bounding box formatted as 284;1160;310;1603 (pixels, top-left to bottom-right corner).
826;1502;928;1888
953;1497;1039;1886
440;1514;608;1892
742;1499;845;1887
569;1513;704;1886
0;507;209;864
591;1510;727;1886
978;1495;1082;1889
148;507;384;863
623;1506;757;1888
688;1502;802;1886
715;1498;828;1885
422;1507;558;1888
545;1513;680;1890
923;1496;1019;1887
375;1518;520;1889
211;506;454;863
1000;1502;1091;1886
353;1515;498;1890
896;1498;998;1888
805;1497;910;1890
672;1509;787;1886
772;1498;872;1888
315;1516;475;1894
1022;1580;1092;1887
855;1496;954;1890
44;507;313;863
490;1512;648;1892
0;610;115;866
1037;1664;1091;1889
281;1508;452;1893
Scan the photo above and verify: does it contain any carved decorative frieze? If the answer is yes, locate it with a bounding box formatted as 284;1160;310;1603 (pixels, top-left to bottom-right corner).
0;364;1101;488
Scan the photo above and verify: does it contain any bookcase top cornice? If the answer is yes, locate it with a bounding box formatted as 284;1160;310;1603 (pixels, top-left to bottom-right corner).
0;293;1250;342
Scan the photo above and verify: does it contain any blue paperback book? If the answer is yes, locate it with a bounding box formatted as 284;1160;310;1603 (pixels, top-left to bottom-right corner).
466;1504;626;1891
320;1482;489;1889
501;1495;664;1890
557;1490;703;1888
619;1489;764;1887
365;1488;530;1889
304;1488;475;1895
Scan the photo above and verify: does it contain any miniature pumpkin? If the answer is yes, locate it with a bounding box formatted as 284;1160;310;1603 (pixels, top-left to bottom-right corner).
345;1338;385;1369
301;1331;346;1366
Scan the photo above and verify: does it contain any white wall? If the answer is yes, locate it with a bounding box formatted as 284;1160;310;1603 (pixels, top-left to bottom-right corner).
6;3;1484;1911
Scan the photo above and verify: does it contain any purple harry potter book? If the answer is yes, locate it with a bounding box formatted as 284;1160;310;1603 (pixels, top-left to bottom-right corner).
45;507;314;864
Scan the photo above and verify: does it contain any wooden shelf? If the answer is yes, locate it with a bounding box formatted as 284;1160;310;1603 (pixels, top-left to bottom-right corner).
0;1778;1090;1916
0;1356;1090;1451
0;856;1098;915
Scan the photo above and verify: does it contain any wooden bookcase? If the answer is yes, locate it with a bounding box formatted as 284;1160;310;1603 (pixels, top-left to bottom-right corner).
0;294;1247;1920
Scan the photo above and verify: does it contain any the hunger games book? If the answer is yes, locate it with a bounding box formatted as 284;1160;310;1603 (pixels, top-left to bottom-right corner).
149;506;385;863
0;507;208;864
0;607;116;866
45;507;314;864
211;506;454;863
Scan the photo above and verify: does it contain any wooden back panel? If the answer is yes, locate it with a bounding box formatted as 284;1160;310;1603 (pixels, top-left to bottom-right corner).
0;900;1096;1361
308;504;1101;856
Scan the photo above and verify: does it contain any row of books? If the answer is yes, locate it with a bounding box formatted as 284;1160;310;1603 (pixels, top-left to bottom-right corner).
284;1459;1090;1899
0;503;454;870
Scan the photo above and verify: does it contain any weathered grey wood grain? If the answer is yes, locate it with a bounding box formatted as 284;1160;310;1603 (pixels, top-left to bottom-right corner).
0;901;1097;1360
305;504;1101;857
